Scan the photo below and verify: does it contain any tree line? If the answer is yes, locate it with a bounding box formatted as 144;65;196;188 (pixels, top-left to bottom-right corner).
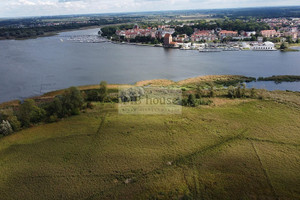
0;81;110;137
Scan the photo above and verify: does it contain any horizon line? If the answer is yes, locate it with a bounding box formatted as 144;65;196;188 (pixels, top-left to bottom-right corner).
1;5;300;20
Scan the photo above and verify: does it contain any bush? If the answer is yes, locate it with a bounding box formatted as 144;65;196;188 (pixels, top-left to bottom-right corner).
18;99;46;127
99;81;108;102
119;87;144;102
198;99;213;105
187;94;197;107
0;120;13;136
44;97;63;118
86;90;99;101
61;87;84;116
86;102;94;109
48;115;58;123
7;115;21;132
181;98;188;106
209;85;216;98
228;86;236;98
250;88;257;98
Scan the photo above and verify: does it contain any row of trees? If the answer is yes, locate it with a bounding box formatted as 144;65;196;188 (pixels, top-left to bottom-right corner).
182;83;257;107
0;87;85;136
0;81;111;137
0;18;129;39
191;19;270;33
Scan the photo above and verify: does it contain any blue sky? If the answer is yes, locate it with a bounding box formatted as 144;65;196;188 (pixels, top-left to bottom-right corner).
1;0;300;18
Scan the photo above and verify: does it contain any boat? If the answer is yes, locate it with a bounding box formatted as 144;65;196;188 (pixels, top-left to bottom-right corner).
199;48;222;52
223;47;240;51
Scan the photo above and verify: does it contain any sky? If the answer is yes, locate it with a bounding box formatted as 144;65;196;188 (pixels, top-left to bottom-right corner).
1;0;300;18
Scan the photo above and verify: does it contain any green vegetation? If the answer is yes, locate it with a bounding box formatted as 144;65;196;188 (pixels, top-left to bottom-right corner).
278;42;299;52
0;19;130;40
258;75;300;83
0;87;84;136
0;93;300;199
0;76;300;199
191;19;270;32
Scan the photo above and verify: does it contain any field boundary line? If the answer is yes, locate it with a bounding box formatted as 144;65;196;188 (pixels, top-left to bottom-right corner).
250;140;279;200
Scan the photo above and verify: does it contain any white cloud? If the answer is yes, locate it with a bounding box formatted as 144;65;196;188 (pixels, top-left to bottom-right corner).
1;0;300;18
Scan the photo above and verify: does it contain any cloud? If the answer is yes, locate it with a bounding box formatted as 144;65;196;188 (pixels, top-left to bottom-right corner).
58;0;82;2
1;0;300;18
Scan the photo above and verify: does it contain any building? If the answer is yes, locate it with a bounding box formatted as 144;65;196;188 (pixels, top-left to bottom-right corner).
174;34;189;42
283;32;298;41
219;30;238;39
252;42;276;51
191;30;217;42
163;34;178;48
260;30;278;38
115;26;156;40
245;31;256;37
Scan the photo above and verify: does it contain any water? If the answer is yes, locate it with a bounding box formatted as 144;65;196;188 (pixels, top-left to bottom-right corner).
0;28;300;103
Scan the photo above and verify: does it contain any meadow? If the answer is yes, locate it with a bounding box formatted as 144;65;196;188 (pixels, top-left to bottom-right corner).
0;96;299;199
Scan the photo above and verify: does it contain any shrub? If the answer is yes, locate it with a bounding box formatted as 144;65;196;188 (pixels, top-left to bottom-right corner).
187;94;197;107
86;102;94;109
86;90;99;101
44;97;63;118
181;98;188;106
18;99;46;127
0;120;13;136
7;115;21;132
250;88;257;98
48;115;58;123
241;83;246;98
119;87;144;102
61;87;84;116
228;86;236;98
198;99;213;105
209;85;216;98
99;81;108;102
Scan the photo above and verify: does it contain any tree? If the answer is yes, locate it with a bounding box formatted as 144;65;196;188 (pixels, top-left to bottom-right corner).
61;87;84;116
286;36;293;44
99;81;108;102
250;88;257;98
228;86;236;98
280;42;289;50
187;94;196;107
7;115;21;132
44;97;64;118
209;85;216;98
86;90;99;101
18;99;46;127
235;84;242;98
241;83;246;98
0;120;13;136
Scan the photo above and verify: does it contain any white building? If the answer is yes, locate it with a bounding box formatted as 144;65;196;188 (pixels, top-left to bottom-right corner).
252;42;277;51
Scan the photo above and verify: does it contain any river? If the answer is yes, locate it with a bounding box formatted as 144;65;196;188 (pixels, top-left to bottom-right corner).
0;28;299;103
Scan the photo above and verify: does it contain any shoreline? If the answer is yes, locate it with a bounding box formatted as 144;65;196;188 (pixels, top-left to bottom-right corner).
1;75;300;108
0;25;101;41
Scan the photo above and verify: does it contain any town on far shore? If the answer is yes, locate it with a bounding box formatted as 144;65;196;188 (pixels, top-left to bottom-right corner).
102;18;300;52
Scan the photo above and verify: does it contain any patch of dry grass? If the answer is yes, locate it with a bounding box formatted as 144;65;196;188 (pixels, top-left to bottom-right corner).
177;75;252;86
135;79;176;86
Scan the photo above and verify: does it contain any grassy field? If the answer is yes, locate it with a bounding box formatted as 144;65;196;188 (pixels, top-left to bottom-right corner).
0;97;300;199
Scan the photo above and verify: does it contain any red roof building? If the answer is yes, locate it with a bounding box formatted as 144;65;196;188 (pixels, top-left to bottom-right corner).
260;30;278;38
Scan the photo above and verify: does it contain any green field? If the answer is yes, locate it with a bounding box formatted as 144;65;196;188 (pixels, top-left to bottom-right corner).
0;99;300;199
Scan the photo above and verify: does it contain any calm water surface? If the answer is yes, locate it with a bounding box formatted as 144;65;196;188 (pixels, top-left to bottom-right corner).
0;28;300;103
